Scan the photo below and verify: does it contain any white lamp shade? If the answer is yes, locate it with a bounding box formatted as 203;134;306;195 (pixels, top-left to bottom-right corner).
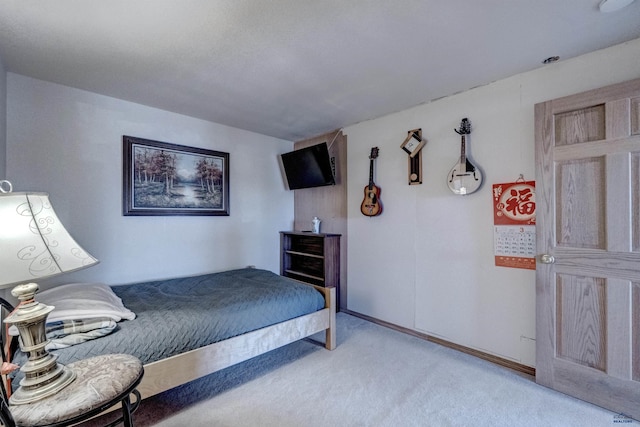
0;192;98;287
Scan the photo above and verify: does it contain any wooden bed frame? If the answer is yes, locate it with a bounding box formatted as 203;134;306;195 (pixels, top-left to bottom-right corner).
139;284;336;398
1;284;336;401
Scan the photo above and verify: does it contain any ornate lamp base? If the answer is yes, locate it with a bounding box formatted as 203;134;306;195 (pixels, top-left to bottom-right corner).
3;283;76;405
9;365;75;405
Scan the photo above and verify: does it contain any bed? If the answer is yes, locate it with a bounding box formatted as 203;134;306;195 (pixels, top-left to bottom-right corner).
4;267;336;400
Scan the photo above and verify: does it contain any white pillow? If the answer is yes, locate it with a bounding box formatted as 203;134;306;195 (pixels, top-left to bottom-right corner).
9;282;136;336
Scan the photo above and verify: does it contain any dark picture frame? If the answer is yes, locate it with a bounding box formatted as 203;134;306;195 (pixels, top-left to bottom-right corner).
123;136;230;216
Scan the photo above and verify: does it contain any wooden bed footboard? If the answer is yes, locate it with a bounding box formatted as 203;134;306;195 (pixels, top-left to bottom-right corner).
138;285;336;399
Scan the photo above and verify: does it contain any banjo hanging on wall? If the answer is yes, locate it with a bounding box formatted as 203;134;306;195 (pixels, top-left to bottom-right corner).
447;118;483;195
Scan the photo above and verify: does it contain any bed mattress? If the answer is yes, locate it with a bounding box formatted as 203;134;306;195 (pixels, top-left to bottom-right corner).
12;268;325;370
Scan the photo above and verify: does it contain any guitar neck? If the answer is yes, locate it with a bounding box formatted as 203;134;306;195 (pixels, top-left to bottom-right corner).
459;135;467;164
368;159;374;188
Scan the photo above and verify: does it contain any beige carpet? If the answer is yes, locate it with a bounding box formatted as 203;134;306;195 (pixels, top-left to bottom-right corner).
84;313;631;427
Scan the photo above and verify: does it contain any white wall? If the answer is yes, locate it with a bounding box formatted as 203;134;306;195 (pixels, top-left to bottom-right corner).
6;74;294;288
345;38;640;367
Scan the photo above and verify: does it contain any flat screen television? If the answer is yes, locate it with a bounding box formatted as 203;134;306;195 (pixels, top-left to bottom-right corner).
280;142;335;190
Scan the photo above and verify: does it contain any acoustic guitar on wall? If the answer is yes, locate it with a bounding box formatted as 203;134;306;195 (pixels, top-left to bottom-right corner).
361;147;382;216
447;118;483;195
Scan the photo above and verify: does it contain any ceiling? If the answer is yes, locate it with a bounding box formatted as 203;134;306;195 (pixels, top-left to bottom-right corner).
1;1;639;141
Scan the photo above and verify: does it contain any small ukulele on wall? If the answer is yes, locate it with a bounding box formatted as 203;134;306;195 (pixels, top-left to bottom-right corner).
361;147;382;216
447;118;483;195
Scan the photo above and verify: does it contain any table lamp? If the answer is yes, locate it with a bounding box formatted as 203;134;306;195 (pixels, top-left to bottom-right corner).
0;181;98;404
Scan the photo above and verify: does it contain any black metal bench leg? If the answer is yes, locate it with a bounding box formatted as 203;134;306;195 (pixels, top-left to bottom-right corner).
121;394;133;427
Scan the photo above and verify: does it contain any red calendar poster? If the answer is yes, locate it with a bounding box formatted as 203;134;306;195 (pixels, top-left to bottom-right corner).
492;180;536;270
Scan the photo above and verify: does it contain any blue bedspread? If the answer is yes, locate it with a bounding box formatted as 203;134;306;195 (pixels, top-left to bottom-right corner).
12;268;325;370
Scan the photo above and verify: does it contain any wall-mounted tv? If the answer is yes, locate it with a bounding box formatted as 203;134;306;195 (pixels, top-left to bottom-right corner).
280;142;335;190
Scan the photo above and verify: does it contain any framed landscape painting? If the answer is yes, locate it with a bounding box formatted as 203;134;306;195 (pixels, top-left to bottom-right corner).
123;136;230;216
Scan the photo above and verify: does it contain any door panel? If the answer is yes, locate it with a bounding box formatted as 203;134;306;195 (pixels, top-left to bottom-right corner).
535;78;640;420
632;98;639;135
608;279;632;379
554;105;605;145
634;283;640;381
556;274;606;371
555;157;606;249
633;153;640;252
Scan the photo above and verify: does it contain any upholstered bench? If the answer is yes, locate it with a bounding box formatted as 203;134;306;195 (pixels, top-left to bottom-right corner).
2;354;143;427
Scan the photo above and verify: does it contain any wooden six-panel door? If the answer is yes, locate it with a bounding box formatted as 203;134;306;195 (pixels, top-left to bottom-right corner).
535;78;640;419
